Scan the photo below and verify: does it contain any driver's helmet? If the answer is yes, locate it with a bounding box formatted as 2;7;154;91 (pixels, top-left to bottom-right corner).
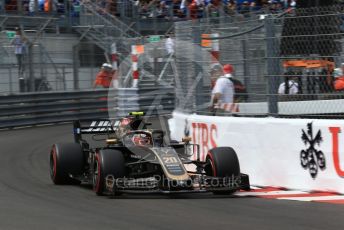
117;118;133;137
132;133;152;146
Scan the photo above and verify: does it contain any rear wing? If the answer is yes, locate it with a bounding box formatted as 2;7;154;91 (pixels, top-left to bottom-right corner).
73;120;121;143
73;114;151;143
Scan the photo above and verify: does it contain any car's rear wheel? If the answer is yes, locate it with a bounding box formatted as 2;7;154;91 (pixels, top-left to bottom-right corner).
205;147;240;195
50;143;84;185
93;149;125;196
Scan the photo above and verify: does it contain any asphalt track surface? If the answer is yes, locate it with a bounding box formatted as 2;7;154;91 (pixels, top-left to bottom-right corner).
1;119;344;230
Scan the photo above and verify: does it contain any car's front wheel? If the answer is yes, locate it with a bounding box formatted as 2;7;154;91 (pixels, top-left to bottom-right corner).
93;149;126;196
205;147;240;195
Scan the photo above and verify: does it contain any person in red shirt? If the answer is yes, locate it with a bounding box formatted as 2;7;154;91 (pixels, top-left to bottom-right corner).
188;0;198;19
93;63;114;88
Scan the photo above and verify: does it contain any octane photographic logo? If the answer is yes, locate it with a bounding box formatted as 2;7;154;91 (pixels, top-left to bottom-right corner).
300;122;326;179
105;174;241;192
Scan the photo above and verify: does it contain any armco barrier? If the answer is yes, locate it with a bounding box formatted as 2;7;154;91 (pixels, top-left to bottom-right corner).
0;87;174;129
169;111;344;193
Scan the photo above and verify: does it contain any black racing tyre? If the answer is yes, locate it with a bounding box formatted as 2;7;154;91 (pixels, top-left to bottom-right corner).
205;147;240;195
93;149;125;196
50;143;84;185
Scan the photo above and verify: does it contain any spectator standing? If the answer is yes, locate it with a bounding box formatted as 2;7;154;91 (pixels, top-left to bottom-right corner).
171;0;184;18
165;34;175;55
220;63;248;103
333;67;344;91
44;0;50;12
290;0;296;8
226;0;237;16
278;76;299;94
238;1;250;17
188;0;199;19
211;64;235;113
206;0;221;18
11;28;27;76
93;63;114;88
28;0;35;15
156;1;169;18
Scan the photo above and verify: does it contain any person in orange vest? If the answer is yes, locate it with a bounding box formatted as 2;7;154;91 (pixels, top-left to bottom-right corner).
93;63;114;88
44;0;50;12
333;66;344;91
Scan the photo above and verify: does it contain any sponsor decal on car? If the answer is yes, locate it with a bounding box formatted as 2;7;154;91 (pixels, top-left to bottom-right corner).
82;120;120;132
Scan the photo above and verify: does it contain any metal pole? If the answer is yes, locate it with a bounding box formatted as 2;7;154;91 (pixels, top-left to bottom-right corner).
265;15;280;116
17;0;23;15
72;44;80;90
242;38;250;94
119;0;125;18
34;0;38;14
154;46;158;86
90;43;95;88
28;44;35;92
61;66;65;90
9;67;13;93
192;23;204;113
65;0;72;31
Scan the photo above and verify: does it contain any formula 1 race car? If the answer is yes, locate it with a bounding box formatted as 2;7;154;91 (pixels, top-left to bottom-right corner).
49;112;250;196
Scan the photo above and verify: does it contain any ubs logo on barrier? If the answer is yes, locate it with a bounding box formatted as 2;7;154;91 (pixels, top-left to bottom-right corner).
300;122;326;179
184;119;218;161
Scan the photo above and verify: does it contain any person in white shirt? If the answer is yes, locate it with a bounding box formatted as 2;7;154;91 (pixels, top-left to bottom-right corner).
11;28;27;76
165;35;175;55
278;77;299;95
211;64;235;111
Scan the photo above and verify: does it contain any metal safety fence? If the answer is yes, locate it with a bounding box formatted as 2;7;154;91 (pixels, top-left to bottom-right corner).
173;5;344;118
0;86;174;129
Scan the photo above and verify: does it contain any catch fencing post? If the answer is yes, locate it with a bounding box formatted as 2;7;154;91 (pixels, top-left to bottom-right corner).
73;44;80;90
192;23;204;113
265;15;280;116
242;38;250;92
28;44;35;92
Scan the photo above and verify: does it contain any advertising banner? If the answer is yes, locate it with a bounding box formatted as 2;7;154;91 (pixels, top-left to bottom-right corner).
169;112;344;193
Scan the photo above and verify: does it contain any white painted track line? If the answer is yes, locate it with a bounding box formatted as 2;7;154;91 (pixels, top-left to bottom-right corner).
278;195;344;202
236;190;308;196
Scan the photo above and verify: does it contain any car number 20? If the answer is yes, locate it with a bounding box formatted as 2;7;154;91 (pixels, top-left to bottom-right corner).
162;156;178;164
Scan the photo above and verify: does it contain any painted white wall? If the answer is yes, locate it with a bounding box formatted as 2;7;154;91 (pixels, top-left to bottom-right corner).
169;112;344;193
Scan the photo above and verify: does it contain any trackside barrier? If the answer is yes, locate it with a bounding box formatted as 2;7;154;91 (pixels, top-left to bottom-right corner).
0;87;174;129
169;111;344;193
